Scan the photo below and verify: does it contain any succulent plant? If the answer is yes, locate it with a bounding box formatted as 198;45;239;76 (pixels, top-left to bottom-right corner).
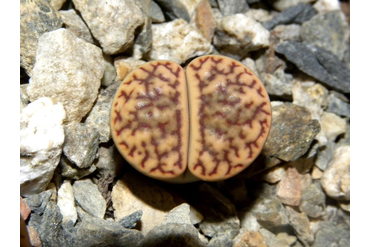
110;55;271;182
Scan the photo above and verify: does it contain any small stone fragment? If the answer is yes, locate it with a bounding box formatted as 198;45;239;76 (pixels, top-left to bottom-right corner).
262;165;286;184
59;9;94;43
74;213;144;246
48;0;67;10
322;205;350;229
299;173;312;191
23;189;54;217
292;81;338;145
137;223;206;247
315;141;336;170
275;41;350;93
20;0;63;75
85;82;121;143
213;14;270;59
337;122;350;146
130;13;153;59
285;206;314;246
195;0;216;42
245;8;272;23
20;97;65;196
112;172;178;235
255;48;287;76
135;203;204;247
276;232;297;246
258;228;279;247
314;46;350;89
20;84;29;110
27;226;42;247
38;202;72;246
239;210;261;232
292;82;328;120
179;0;203;18
27;28;105;123
299;182;326;218
101;54;117;87
135;0;160;23
311;166;323;179
300;10;349;60
263;3;317;30
326;92;350;117
148;1;165;23
260;228;298;247
149;19;212;64
60;155;97;180
276;166;301;206
114;57;146;81
154;0;191;22
20;196;31;221
262;103;321;163
241;57;259;76
73;0;144;54
321;146;350;200
118;210;143;229
233;229;267;247
208;234;234;247
268;0;314;12
217;0;249;16
163;203;192;225
73;179;107;219
313;0;341;13
312;222;350;247
253;198;289;232
339;201;350;212
95;143;125;178
63;122;99;169
259;68;294;97
57;180;77;225
272;24;302;42
320;112;347;142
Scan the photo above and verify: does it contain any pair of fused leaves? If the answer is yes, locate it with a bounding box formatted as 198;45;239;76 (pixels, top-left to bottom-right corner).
110;55;271;182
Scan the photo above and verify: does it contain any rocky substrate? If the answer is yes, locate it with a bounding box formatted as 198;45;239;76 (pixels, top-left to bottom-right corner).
20;0;350;246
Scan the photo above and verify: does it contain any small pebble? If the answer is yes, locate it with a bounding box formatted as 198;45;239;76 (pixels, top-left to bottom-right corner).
276;166;301;206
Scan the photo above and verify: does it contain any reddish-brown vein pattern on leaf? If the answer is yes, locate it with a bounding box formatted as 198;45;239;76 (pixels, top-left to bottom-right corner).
111;61;186;177
188;55;271;180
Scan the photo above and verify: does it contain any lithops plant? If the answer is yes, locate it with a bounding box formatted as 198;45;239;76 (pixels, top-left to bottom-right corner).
110;55;271;182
